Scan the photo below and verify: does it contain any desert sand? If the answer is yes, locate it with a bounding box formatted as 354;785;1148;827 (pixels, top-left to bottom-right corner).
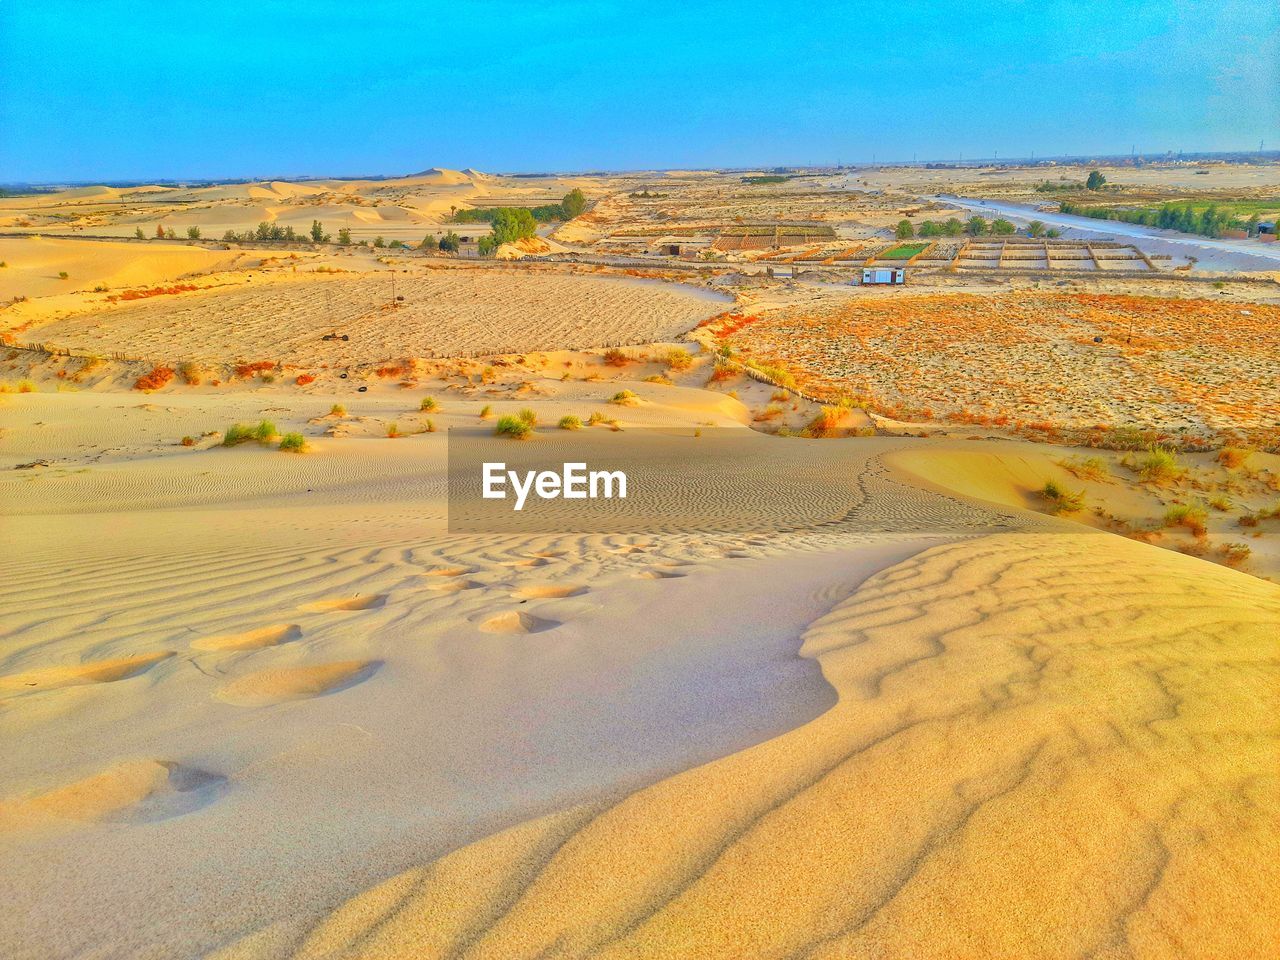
2;166;1278;960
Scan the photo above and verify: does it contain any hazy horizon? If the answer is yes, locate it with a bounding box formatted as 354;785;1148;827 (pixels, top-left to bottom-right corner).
2;0;1277;183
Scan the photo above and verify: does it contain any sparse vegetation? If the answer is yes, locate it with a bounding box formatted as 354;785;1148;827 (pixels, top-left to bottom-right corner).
517;407;537;426
1134;445;1185;483
479;404;493;419
134;366;175;391
330;403;346;417
1059;456;1108;481
609;390;638;405
494;415;532;439
1217;447;1251;469
279;432;307;452
420;396;438;412
1164;503;1208;537
254;420;277;442
386;422;401;438
558;415;582;430
1040;479;1086;514
222;423;257;446
666;349;693;371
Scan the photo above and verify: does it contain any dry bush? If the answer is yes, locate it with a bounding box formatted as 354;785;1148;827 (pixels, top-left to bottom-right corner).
804;406;846;438
666;349;693;371
1134;446;1185;483
1163;503;1208;537
494;415;532;439
609;390;638;406
603;348;632;367
1059;456;1109;482
558;415;582;430
178;361;206;385
279;432;307;453
295;373;315;386
134;366;175;391
1040;480;1086;514
1218;542;1251;567
234;361;275;379
1217;447;1252;469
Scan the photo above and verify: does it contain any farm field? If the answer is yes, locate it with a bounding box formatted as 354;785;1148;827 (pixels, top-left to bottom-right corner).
8;267;728;364
714;291;1280;448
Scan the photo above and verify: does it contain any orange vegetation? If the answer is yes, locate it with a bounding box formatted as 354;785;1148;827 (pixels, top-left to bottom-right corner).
133;366;174;391
107;284;199;302
726;292;1280;449
234;361;275;378
295;374;315;386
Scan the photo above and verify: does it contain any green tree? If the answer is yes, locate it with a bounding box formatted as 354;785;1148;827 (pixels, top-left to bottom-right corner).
337;228;352;245
373;235;385;248
1027;220;1046;238
943;218;964;237
965;216;989;236
491;208;537;245
478;234;499;256
255;221;272;241
165;227;176;239
186;226;201;240
1086;170;1107;190
438;231;461;253
562;188;587;218
1046;228;1062;238
223;230;236;241
918;220;941;237
419;234;437;251
310;220;329;242
991;218;1015;235
134;227;145;239
895;219;914;239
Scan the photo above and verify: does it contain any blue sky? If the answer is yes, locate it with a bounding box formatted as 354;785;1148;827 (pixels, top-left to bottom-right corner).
1;0;1276;182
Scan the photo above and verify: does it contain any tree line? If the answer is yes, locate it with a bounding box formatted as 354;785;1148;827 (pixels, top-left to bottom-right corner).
1058;200;1247;239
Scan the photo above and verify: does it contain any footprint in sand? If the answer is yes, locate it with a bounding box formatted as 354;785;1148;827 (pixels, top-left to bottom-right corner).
634;569;686;580
0;651;174;694
476;612;559;635
511;583;588;600
299;594;387;613
192;624;302;652
215;660;380;706
431;578;484;593
0;759;227;829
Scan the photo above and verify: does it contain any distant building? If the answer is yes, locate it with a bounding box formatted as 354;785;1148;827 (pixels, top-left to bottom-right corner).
1258;221;1276;235
862;267;905;285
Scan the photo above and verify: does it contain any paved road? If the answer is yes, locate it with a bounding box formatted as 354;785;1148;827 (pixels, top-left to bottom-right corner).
936;195;1280;271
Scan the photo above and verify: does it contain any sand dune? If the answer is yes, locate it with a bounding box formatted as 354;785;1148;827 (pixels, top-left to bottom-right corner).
248;534;1279;960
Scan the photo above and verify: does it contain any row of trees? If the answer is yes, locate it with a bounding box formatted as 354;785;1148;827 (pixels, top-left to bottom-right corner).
896;216;1050;239
452;189;587;227
1058;200;1247;239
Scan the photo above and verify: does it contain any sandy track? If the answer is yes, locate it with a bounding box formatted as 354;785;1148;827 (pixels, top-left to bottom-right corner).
21;270;729;363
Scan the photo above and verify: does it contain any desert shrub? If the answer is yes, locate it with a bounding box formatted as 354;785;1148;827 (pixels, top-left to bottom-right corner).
1059;456;1108;481
1208;494;1233;511
223;423;256;446
558;415;582;430
1102;425;1157;451
516;407;537;426
744;358;796;388
666;349;693;371
706;360;737;384
587;411;607;426
1218;543;1252;567
804;406;845;438
1237;513;1259;528
58;271;69;280
1040;480;1086;514
234;360;275;379
254;420;277;441
180;436;196;447
134;366;175;391
386;422;401;438
1136;445;1184;483
479;404;493;419
1163;503;1208;537
1217;447;1251;469
295;374;315;386
278;432;306;452
178;361;205;385
494;415;532;439
330;403;346;417
609;390;637;405
603;348;631;367
643;374;671;384
423;418;436;432
420;396;438;412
